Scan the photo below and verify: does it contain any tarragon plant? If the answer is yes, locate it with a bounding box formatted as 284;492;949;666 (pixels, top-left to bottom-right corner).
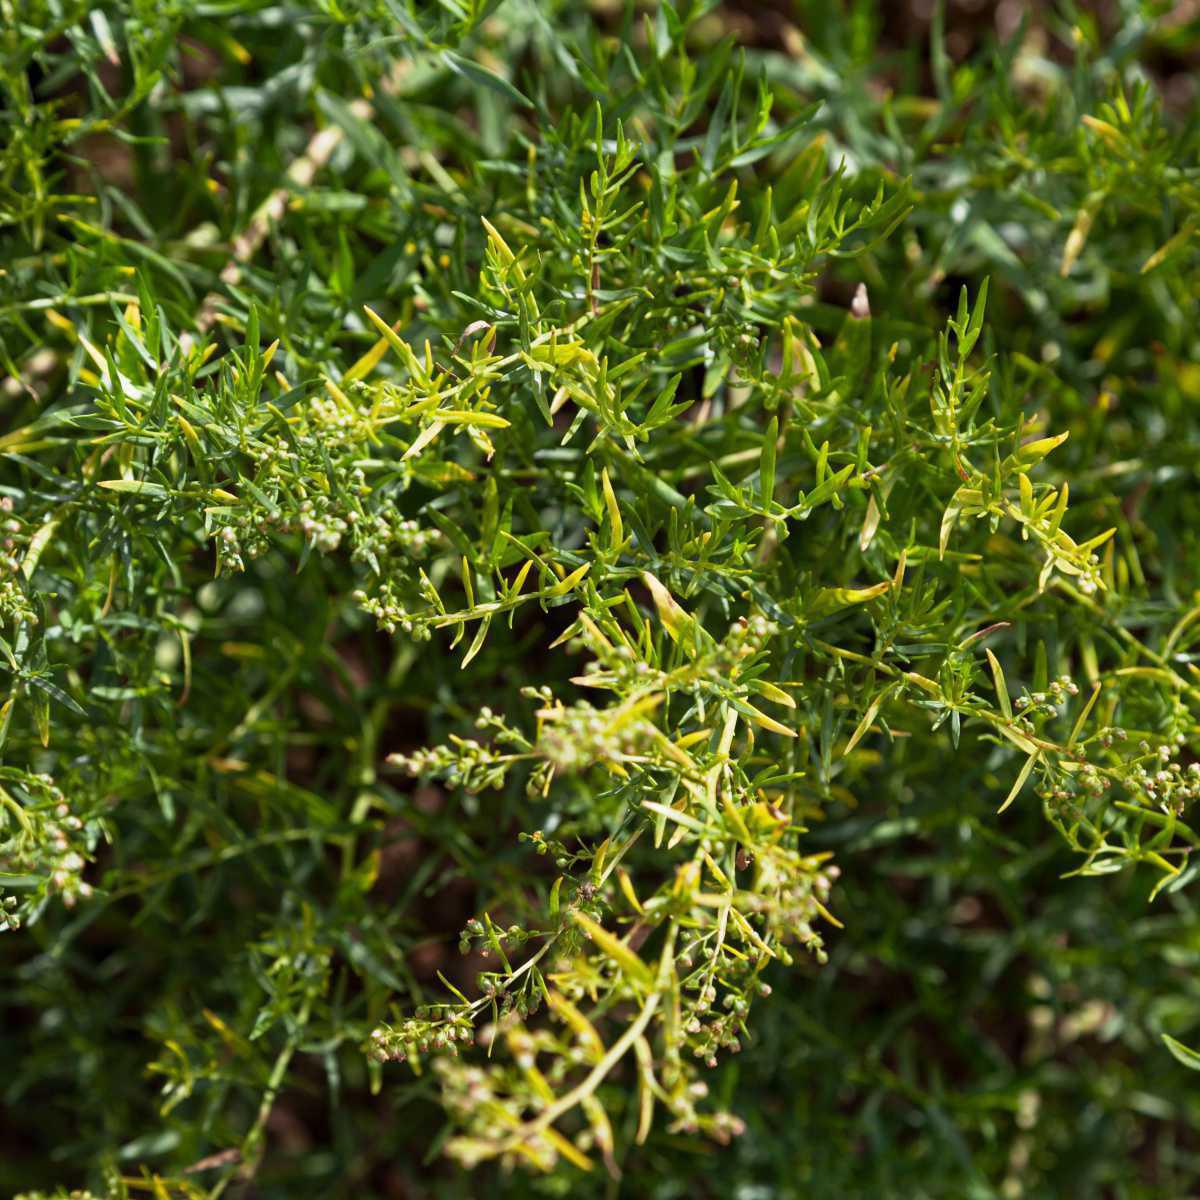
3;1;1200;1196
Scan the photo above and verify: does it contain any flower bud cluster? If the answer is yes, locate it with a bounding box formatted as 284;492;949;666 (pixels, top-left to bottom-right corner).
672;1105;747;1146
211;426;442;577
1;893;20;932
1126;736;1199;815
684;990;747;1069
435;1056;567;1170
1012;671;1200;865
1014;674;1082;723
457;913;539;958
1;773;94;911
536;700;656;772
0;577;36;626
569;637;663;690
747;853;841;965
388;734;513;794
720;612;777;665
349;509;439;568
294;494;350;553
14;1191;101;1200
354;574;438;639
306;391;374;447
368;1014;474;1064
1;499;27;577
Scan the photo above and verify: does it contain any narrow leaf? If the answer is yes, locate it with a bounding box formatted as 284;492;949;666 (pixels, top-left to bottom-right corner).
998;752;1039;814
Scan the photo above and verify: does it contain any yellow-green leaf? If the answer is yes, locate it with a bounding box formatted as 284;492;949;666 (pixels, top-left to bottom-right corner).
601;467;623;552
998;751;1039;814
985;647;1012;720
1163;1033;1200;1071
570;911;654;990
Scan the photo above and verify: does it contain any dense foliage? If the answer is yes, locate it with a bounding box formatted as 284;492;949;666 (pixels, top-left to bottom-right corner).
3;1;1200;1196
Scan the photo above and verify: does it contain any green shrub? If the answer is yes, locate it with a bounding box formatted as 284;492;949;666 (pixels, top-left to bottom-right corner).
3;2;1200;1196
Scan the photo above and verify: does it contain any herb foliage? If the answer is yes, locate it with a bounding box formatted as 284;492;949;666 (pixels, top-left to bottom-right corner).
3;2;1200;1196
